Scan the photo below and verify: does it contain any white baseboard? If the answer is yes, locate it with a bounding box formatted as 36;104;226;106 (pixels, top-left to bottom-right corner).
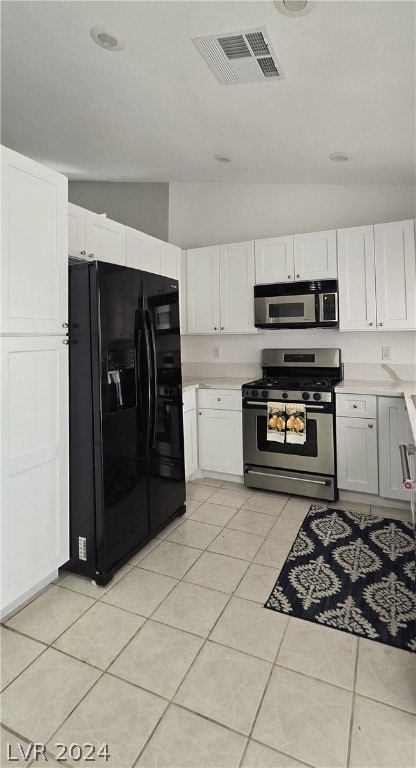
201;471;244;484
338;490;410;510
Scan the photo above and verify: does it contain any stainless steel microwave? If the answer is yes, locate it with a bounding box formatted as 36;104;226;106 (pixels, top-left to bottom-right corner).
254;280;338;329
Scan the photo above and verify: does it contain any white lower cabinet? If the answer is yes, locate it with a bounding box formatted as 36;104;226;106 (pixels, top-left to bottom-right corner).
378;397;413;502
183;389;198;481
198;407;243;476
336;416;378;494
1;336;69;616
183;409;198;480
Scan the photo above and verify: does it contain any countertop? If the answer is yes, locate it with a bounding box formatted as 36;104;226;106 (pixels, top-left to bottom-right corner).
182;376;416;441
335;378;416;442
182;377;247;392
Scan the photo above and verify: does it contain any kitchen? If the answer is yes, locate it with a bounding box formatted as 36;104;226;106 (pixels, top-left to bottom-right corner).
1;1;415;767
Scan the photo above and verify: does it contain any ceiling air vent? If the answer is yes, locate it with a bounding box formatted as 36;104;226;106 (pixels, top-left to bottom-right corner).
193;27;284;85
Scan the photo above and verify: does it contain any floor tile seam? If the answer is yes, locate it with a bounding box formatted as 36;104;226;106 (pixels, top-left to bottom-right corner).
136;540;211;580
346;638;360;768
273;660;356;696
130;698;172;768
0;642;50;694
163;589;237;723
237;612;291;767
49;608;153;675
352;689;416;716
244;739;315;768
51;579;105;600
174;515;228;531
101;569;180;617
1;583;55;625
206;540;268;565
7;664;106;752
225;520;277;538
48;591;106;647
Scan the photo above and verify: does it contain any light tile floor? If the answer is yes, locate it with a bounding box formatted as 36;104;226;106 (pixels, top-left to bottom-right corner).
1;483;414;768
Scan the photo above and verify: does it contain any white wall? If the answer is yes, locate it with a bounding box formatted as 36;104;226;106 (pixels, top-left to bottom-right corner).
171;182;416;374
169;182;415;248
181;330;416;379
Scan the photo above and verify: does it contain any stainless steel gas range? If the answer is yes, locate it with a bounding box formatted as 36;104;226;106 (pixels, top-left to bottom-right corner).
242;348;342;501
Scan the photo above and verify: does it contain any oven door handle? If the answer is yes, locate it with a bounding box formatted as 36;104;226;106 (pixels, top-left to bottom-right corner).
244;401;327;410
246;469;329;486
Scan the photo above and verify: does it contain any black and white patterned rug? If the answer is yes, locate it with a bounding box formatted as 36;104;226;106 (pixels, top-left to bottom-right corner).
265;504;416;652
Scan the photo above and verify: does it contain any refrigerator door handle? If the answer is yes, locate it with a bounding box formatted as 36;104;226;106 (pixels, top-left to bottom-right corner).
145;310;158;448
136;308;152;449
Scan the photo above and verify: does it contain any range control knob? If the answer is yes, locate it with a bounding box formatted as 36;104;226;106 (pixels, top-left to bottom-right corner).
282;392;288;399
313;392;322;401
302;392;310;400
262;390;268;398
251;389;258;397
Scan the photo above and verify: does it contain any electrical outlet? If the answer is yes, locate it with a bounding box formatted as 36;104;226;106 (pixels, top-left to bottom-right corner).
382;346;391;361
213;346;221;359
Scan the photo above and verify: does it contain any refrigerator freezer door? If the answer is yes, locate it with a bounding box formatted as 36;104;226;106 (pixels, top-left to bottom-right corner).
96;263;150;573
143;272;186;532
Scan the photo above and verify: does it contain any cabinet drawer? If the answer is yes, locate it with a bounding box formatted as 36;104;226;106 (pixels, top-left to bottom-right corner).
182;388;197;413
198;388;242;411
336;393;377;419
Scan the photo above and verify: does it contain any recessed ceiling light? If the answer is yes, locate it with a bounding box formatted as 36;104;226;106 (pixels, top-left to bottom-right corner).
274;1;315;17
90;26;125;51
214;155;231;163
329;152;350;162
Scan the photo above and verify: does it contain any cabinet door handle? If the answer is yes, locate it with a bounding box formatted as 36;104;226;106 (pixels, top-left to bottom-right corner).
62;322;69;329
369;322;374;326
353;404;358;408
296;274;301;279
214;326;217;330
88;253;94;259
221;327;224;331
198;411;202;415
62;339;69;345
368;423;373;428
217;397;221;401
287;275;291;279
379;322;384;326
80;250;86;256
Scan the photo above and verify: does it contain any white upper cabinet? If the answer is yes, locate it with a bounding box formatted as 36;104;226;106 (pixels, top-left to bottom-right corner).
219;241;256;333
85;211;126;266
374;220;416;330
337;220;416;331
1;146;68;335
187;246;221;334
255;230;337;285
1;335;69;614
337;225;377;331
255;236;294;284
187;242;256;334
68;203;87;260
293;229;337;281
161;243;181;281
126;226;145;270
142;234;163;274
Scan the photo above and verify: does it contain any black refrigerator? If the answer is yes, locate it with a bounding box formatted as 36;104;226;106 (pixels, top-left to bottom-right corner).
67;261;186;585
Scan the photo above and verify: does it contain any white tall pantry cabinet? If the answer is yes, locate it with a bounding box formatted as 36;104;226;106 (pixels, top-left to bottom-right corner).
1;146;69;618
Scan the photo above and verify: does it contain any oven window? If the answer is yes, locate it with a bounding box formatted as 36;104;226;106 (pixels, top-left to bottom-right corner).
269;303;304;318
257;415;318;457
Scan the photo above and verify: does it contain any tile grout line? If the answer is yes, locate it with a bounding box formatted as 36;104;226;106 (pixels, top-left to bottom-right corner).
4;489;412;766
346;637;360;767
237;610;292;768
